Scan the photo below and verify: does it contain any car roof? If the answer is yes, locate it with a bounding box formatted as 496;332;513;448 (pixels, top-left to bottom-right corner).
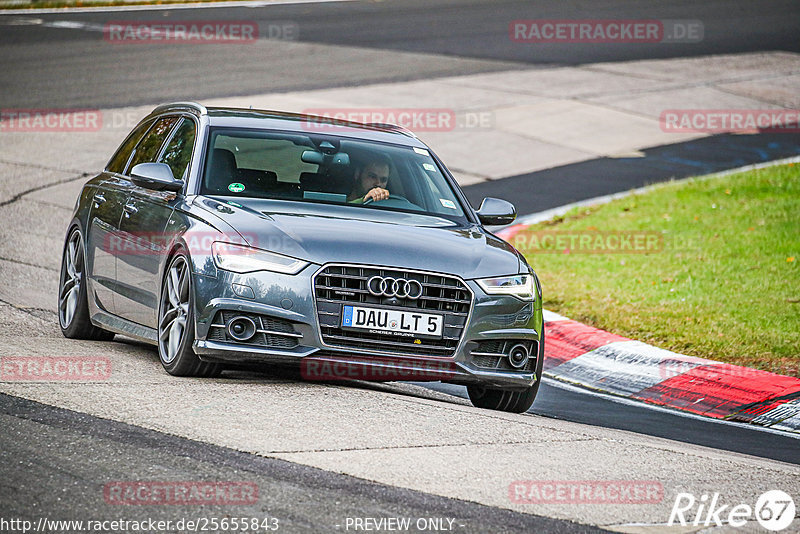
150;102;429;148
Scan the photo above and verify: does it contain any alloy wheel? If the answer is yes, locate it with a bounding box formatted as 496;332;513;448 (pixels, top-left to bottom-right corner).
59;230;84;329
158;255;190;364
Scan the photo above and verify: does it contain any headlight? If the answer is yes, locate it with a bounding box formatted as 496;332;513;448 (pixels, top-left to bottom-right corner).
476;274;535;300
212;242;308;275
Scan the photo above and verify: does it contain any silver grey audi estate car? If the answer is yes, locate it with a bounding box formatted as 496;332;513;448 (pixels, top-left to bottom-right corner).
58;102;544;413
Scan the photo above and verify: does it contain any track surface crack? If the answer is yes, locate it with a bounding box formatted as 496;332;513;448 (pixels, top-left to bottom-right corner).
271;437;598;455
0;297;57;321
0;170;89;208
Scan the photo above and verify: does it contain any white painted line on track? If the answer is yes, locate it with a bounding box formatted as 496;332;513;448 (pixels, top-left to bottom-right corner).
44;19;105;31
0;0;354;16
542;376;800;440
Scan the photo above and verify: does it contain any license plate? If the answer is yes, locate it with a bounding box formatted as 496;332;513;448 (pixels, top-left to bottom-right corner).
341;305;443;339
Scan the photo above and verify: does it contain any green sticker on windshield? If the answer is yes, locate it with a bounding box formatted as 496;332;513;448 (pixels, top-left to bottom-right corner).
228;182;245;193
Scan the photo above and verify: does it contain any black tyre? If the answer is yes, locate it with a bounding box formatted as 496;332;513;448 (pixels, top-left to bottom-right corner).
157;251;221;377
58;226;115;341
467;328;545;413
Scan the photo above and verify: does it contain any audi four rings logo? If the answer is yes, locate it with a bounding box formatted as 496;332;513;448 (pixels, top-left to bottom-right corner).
367;276;423;299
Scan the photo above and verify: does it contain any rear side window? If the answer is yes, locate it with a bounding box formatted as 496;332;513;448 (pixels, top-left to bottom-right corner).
106;118;155;174
158;118;196;180
127;116;179;172
210;133;316;183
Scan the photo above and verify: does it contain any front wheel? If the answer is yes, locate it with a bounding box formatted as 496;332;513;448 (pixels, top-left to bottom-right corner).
58;226;115;341
157;251;221;378
467;383;538;413
467;328;545;413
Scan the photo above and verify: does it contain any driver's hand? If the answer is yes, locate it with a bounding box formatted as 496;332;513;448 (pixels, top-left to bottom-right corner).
364;187;389;203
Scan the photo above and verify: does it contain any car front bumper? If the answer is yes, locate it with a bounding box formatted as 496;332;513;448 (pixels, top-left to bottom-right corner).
191;263;543;390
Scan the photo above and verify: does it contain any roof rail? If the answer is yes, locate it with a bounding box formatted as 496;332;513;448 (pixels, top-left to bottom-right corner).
151;101;207;116
366;122;417;139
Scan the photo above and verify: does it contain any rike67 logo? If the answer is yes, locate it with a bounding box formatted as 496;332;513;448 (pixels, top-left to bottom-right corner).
669;490;796;531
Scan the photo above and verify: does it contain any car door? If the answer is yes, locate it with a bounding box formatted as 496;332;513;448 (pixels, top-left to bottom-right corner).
115;115;194;328
85;118;154;316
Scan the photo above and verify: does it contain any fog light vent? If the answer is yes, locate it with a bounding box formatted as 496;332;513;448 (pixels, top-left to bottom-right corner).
226;316;257;341
508;343;529;369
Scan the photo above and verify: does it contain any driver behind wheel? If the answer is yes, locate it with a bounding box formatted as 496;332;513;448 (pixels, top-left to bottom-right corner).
348;154;391;204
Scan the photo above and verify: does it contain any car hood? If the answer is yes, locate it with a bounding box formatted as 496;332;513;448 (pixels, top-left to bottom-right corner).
197;197;521;279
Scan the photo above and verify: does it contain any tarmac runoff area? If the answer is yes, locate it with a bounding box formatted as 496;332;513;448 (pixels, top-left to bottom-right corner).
0;51;799;530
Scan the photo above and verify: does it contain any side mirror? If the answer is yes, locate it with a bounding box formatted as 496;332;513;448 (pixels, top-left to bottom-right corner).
476;197;517;226
130;163;184;193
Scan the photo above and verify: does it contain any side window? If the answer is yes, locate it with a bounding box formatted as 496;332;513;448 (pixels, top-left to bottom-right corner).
106;118;155;174
158;118;196;181
210;134;315;183
126;116;179;173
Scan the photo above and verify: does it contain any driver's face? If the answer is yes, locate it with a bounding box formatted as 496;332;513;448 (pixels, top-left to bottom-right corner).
356;163;390;194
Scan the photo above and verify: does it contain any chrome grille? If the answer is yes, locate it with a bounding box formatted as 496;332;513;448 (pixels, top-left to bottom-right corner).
314;265;472;357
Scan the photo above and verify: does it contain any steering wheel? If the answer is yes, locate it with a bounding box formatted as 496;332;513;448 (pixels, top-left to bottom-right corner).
363;193;401;205
363;194;421;210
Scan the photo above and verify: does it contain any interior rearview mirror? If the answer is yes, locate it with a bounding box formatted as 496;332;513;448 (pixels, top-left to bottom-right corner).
301;150;324;165
301;150;350;166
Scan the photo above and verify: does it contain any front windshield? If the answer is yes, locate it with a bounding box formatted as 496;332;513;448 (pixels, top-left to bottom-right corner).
201;127;468;222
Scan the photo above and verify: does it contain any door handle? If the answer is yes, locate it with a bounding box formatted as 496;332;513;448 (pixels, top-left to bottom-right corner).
123;203;138;215
93;193;106;206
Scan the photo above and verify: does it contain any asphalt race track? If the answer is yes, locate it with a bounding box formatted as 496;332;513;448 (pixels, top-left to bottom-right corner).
1;0;799;108
1;1;799;532
423;380;800;465
463;132;800;215
1;393;602;533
